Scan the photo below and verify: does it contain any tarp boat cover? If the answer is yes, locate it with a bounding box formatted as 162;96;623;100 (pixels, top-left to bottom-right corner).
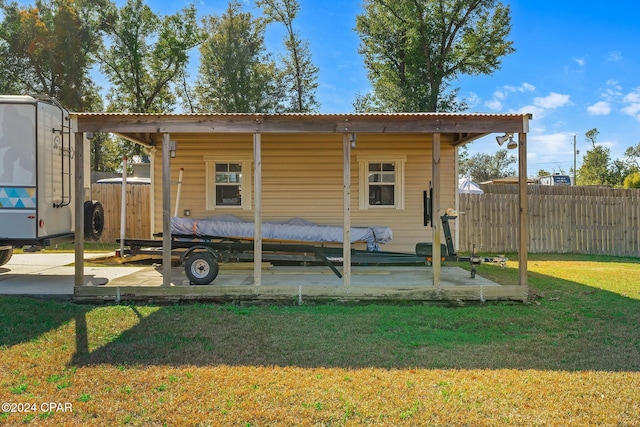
171;215;392;251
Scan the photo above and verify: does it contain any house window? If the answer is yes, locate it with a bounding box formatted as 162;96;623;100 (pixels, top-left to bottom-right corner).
215;163;242;206
205;156;251;210
358;154;406;210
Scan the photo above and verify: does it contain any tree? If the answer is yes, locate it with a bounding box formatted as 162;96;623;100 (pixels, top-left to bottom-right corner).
577;128;612;186
0;0;106;111
99;0;202;114
355;0;514;112
98;0;202;161
623;142;640;169
623;171;640;189
459;149;516;183
257;0;320;113
90;133;123;172
194;1;279;113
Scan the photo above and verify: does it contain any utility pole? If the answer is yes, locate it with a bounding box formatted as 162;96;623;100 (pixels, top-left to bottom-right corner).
573;134;577;185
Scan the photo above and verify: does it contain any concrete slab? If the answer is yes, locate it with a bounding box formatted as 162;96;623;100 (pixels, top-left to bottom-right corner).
104;264;499;288
74;261;529;304
1;253;526;303
0;253;146;296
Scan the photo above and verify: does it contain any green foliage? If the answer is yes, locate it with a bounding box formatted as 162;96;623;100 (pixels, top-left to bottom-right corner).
355;0;514;112
573;130;640;187
624;142;640;168
0;0;106;111
575;128;635;187
257;0;320;113
194;1;279;113
459;148;516;183
98;0;202;160
623;171;640;188
577;144;611;186
90;132;123;173
100;0;202;114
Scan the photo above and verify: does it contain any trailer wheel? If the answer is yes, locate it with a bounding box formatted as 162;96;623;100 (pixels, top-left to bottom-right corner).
0;247;13;266
185;252;219;285
84;200;105;241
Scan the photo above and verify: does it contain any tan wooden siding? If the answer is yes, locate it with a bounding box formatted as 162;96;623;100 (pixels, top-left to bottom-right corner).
152;133;457;253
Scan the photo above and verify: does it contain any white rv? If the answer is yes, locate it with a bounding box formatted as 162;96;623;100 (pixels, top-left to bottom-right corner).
537;174;572;186
0;95;103;265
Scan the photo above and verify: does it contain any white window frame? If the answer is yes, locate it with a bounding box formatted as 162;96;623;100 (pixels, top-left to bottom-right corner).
358;154;406;210
204;156;252;210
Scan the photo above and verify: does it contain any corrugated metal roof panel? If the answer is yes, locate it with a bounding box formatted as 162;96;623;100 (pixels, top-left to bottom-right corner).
74;111;531;118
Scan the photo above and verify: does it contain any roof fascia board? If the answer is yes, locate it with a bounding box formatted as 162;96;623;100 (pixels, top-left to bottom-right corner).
75;114;531;135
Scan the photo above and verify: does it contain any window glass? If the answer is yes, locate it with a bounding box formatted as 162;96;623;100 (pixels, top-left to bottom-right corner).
368;162;395;206
215;163;242;206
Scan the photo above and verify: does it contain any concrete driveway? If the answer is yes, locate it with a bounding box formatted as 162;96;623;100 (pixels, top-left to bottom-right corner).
0;253;146;297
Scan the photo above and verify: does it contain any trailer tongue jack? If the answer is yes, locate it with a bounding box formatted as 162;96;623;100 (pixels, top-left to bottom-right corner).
416;211;507;278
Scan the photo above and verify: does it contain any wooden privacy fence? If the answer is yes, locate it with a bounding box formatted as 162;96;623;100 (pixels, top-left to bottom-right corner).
458;185;640;257
91;183;151;243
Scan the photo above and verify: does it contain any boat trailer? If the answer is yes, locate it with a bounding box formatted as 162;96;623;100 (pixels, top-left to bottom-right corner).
119;235;427;285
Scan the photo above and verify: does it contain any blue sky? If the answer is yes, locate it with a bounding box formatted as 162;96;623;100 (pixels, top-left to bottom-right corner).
153;0;640;177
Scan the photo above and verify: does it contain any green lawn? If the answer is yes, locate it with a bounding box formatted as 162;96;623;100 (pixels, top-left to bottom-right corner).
0;254;639;425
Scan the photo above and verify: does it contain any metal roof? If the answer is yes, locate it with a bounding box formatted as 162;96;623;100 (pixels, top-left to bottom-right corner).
72;111;532;148
74;111;531;118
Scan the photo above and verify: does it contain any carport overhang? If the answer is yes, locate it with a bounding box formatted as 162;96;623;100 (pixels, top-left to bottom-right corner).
72;112;532;297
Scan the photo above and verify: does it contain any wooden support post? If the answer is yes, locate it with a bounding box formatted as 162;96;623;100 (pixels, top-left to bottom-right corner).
518;132;528;287
149;147;156;239
432;133;441;286
343;133;351;287
162;133;171;287
120;156;127;258
454;146;460;252
74;132;85;287
254;133;262;286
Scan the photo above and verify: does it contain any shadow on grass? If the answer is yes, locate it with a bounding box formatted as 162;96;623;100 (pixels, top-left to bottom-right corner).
0;296;91;348
63;268;640;372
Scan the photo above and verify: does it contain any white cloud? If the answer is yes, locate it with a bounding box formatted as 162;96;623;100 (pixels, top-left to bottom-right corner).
622;88;640;120
486;83;536;111
464;92;482;109
514;104;545;118
587;101;611;115
533;93;570;109
510;92;570;120
622;103;640;118
485;99;502;110
574;57;586;67
602;80;623;101
508;83;536;94
623;90;640;104
606;51;622;62
526;132;576;173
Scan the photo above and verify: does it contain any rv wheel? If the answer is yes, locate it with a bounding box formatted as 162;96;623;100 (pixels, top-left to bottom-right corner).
0;247;13;266
84;200;105;241
185;252;219;285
